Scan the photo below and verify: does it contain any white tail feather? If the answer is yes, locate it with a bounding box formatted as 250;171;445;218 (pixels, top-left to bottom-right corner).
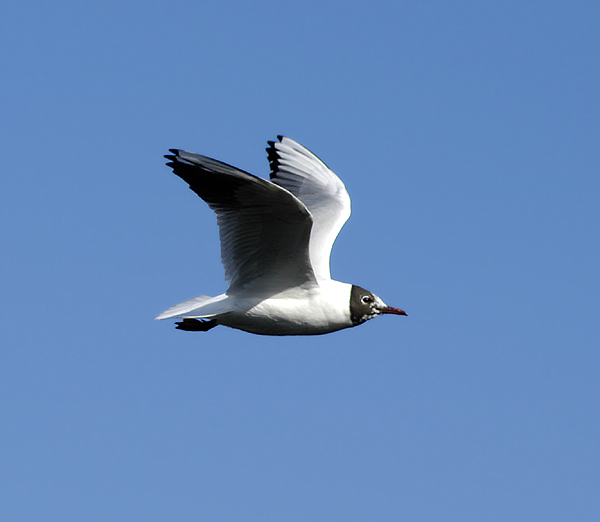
155;294;231;320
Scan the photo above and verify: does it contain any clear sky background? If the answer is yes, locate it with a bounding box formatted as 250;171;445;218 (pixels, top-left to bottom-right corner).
1;1;599;520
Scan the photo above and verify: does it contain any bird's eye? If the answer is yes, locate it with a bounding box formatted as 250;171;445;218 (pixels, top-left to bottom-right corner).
361;295;373;304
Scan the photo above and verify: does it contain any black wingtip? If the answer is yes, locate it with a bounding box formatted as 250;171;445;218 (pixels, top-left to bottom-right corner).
165;149;182;166
165;149;179;162
266;136;284;152
266;139;282;176
164;156;177;171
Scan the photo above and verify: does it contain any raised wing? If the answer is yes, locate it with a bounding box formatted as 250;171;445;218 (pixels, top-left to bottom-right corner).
165;149;317;293
267;136;351;282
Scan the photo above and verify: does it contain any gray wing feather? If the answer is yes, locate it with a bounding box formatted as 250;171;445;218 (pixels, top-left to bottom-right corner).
267;137;351;282
165;149;317;293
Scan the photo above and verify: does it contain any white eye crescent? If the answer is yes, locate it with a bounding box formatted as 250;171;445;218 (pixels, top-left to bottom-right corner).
361;295;373;304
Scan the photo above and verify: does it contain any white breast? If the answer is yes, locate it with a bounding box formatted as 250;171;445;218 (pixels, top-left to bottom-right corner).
219;281;354;336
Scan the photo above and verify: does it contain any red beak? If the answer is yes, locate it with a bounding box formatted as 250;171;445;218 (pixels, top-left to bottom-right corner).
380;306;408;316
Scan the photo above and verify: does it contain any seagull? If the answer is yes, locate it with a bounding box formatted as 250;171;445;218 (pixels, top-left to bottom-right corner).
156;136;407;335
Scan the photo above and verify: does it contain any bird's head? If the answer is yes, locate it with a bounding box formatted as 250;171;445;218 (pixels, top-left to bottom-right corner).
350;285;407;326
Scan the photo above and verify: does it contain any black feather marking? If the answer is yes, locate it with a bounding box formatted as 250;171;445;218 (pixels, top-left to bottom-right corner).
163;146;316;292
266;137;285;181
175;318;218;332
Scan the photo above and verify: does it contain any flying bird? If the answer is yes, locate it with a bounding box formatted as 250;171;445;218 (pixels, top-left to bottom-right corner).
156;136;407;335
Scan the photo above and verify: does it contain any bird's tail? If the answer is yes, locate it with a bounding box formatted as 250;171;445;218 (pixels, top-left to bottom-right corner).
155;293;231;320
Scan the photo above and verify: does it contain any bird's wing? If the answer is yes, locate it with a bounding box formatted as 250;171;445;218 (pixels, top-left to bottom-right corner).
165;149;317;294
267;136;351;283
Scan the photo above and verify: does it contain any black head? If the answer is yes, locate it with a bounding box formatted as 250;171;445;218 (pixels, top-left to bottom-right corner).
350;285;407;326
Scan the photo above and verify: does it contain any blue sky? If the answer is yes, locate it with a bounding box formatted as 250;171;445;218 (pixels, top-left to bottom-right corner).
1;1;599;520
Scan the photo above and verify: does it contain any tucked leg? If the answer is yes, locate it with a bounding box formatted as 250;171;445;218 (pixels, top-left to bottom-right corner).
175;318;218;332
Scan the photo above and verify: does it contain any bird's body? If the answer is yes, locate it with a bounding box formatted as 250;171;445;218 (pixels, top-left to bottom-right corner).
195;281;353;336
156;136;406;336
